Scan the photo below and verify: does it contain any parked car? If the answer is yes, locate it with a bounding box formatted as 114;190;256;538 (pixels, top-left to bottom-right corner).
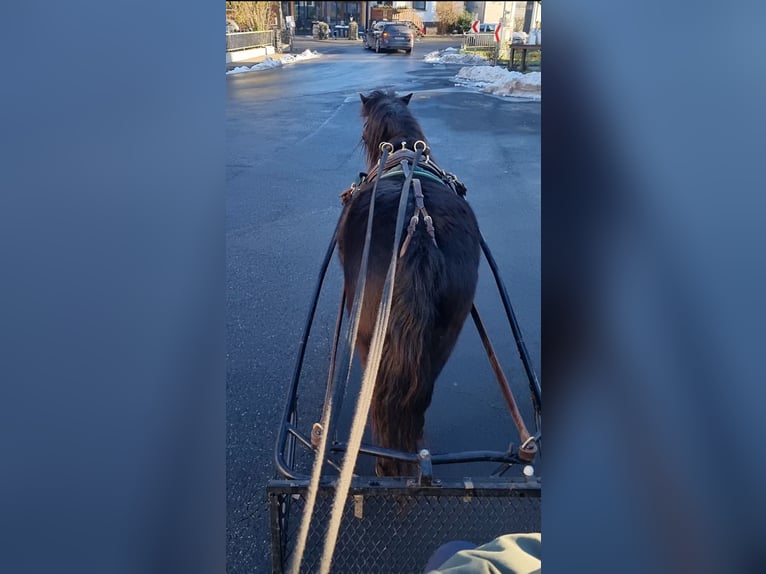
364;22;414;54
226;19;240;33
479;23;496;33
512;31;529;44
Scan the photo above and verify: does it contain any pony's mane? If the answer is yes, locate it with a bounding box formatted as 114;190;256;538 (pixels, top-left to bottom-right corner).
360;90;428;169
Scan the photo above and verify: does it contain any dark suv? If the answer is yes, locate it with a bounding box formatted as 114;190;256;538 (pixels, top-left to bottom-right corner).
364;22;414;54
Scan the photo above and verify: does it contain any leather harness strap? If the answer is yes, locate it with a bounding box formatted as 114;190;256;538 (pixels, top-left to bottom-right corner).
339;144;464;262
399;177;437;258
339;147;468;206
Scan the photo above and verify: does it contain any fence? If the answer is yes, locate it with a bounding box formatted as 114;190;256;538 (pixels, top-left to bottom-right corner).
226;30;275;52
461;33;499;64
269;478;541;573
391;8;424;33
462;34;542;69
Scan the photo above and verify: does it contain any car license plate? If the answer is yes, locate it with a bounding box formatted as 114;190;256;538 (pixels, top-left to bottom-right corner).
396;36;405;40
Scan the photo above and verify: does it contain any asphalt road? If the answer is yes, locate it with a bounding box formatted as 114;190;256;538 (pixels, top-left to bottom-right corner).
227;37;540;573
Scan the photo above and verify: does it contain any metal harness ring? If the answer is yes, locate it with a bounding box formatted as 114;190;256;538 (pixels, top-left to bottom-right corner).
521;435;537;449
414;140;427;152
379;142;394;153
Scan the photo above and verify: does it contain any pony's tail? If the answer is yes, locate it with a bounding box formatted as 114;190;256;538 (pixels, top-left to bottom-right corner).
371;247;440;477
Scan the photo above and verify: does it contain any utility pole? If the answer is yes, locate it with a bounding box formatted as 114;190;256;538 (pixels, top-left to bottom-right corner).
523;0;535;33
510;1;517;32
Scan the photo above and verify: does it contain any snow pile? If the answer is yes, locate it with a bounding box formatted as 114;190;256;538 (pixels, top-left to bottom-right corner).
454;66;541;100
227;58;282;74
226;50;321;75
280;49;322;64
423;49;489;65
250;58;284;71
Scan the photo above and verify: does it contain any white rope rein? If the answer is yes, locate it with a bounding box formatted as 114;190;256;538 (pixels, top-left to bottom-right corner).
290;143;418;574
318;267;397;574
286;397;333;574
318;147;420;574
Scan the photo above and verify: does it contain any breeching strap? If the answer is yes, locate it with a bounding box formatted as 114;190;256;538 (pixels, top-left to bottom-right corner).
470;304;537;462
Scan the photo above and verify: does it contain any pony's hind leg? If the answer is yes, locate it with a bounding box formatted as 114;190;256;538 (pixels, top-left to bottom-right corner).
372;277;476;477
374;407;426;477
371;346;435;477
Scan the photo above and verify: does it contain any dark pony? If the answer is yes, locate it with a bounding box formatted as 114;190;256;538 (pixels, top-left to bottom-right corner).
337;90;481;476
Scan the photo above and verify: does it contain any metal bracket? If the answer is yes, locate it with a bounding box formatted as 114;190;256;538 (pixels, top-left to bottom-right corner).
353;495;364;519
462;478;474;502
311;422;323;447
518;435;538;462
417;449;433;486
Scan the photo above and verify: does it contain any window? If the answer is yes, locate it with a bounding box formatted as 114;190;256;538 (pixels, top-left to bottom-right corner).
413;1;426;10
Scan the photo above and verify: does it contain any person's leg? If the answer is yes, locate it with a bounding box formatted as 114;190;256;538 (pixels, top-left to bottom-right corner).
423;541;477;573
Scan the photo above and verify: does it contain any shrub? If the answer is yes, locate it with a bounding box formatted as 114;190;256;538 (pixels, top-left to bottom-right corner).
455;12;473;34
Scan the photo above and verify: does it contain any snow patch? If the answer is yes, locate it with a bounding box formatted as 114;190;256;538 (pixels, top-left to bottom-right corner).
226;50;321;75
454;67;541;100
283;49;322;64
423;49;489;65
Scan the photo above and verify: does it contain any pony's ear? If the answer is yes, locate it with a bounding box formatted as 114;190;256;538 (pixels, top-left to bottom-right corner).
400;93;413;105
360;93;370;105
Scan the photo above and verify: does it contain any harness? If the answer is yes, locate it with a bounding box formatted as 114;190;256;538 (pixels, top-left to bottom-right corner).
342;144;468;201
340;141;468;258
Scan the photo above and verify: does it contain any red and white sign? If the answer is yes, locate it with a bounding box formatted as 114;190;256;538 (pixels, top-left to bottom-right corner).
494;22;502;43
470;20;480;34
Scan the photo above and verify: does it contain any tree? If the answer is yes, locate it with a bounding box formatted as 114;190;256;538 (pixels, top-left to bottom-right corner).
435;1;461;34
226;1;279;32
455;11;474;34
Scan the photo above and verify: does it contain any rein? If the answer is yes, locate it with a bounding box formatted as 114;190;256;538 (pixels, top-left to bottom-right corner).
288;143;394;574
317;142;423;574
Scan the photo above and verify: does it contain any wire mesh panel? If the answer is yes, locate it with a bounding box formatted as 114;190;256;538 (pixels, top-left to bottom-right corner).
461;33;499;64
226;30;275;52
462;33;498;49
269;479;541;574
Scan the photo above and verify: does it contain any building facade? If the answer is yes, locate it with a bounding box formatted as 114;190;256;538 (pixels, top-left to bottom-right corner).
282;2;366;31
369;2;443;29
279;1;540;34
464;1;540;33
